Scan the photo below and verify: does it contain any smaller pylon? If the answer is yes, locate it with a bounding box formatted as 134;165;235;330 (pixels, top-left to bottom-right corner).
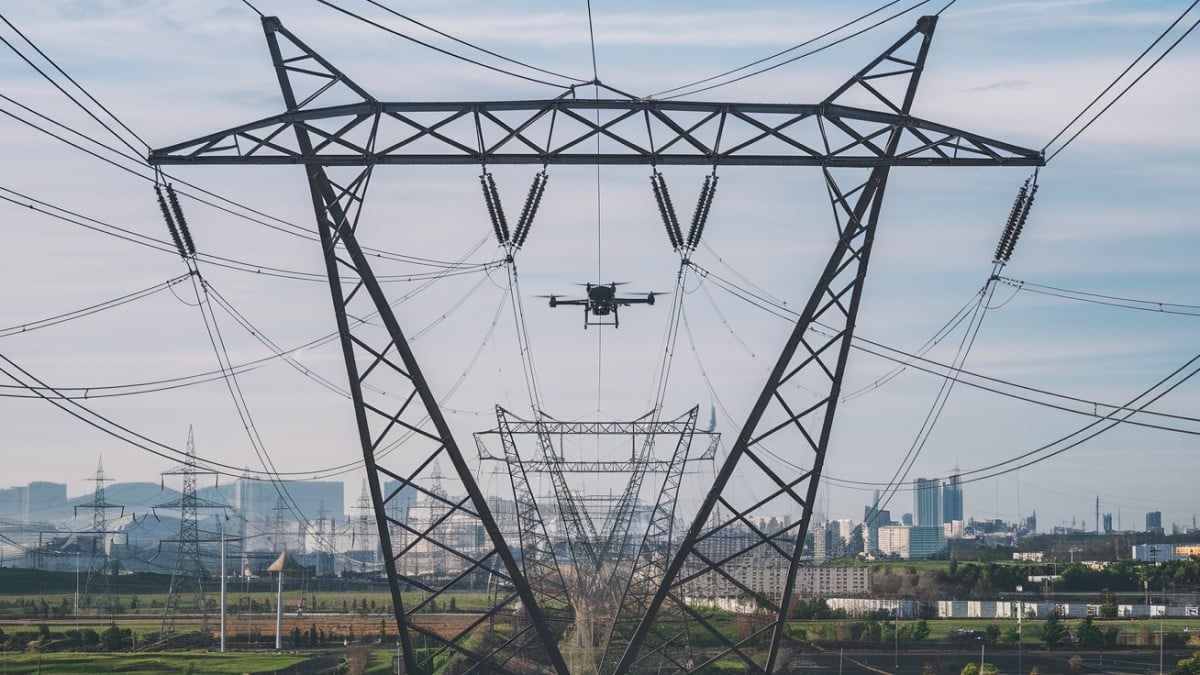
350;481;375;573
74;458;124;614
157;428;228;644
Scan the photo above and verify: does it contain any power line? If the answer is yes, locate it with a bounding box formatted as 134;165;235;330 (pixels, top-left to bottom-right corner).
0;14;146;156
996;276;1200;317
0;274;190;337
585;0;599;83
0;81;474;269
0;183;502;284
657;0;932;100
649;0;909;99
1045;3;1200;162
311;0;574;89
699;259;1200;430
363;0;586;83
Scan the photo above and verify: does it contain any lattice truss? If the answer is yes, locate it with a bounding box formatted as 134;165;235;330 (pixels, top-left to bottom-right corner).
150;13;1042;675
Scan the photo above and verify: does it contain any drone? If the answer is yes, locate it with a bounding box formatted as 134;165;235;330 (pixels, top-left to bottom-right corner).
541;282;660;328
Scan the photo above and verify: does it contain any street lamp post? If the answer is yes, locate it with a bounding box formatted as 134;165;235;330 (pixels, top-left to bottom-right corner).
894;611;899;672
1016;584;1023;675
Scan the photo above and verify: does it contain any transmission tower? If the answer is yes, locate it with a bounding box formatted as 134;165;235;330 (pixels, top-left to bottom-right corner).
73;458;124;614
157;428;227;643
151;12;1042;674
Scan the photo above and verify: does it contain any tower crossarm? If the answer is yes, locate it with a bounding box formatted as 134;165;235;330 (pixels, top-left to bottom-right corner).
149;101;1042;168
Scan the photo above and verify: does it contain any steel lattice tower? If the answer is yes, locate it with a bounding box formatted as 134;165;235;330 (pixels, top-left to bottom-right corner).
74;458;124;614
157;428;227;642
150;13;1043;673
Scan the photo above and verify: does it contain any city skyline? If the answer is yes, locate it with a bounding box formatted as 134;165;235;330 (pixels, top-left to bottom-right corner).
3;468;1194;537
1;1;1197;534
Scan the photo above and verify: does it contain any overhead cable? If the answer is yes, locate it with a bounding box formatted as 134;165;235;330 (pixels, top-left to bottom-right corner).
363;0;586;83
649;0;908;98
0;15;146;155
657;0;932;100
0;274;190;338
311;0;574;89
1044;1;1200;162
995;276;1200;317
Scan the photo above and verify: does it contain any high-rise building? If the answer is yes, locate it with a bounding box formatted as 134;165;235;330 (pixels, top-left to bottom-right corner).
864;491;892;555
234;477;345;550
1146;511;1163;535
0;481;68;522
941;474;963;523
914;478;941;527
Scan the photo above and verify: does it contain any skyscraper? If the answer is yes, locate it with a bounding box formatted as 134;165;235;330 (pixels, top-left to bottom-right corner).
1146;511;1163;535
914;478;941;527
941;474;963;523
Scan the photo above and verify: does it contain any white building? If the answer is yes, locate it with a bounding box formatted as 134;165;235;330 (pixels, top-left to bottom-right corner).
876;525;946;559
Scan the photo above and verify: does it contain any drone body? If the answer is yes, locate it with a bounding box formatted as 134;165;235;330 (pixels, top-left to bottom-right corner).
543;282;658;328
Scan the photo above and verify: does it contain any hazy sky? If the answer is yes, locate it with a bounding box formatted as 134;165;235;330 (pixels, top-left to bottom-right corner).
1;0;1197;533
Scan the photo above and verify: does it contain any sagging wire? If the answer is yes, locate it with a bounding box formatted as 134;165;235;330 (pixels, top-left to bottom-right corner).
690;265;1200;433
0;233;496;401
0;274;190;337
313;0;576;89
994;276;1200;317
1043;0;1200;163
858;172;1040;521
362;0;586;83
0;11;471;270
0;93;479;271
655;0;933;100
154;172;328;551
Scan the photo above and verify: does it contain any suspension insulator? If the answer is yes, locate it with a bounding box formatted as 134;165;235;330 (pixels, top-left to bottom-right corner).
513;171;547;249
651;172;683;250
686;174;718;250
155;185;187;260
1002;183;1038;263
165;185;196;257
480;172;510;245
993;179;1029;264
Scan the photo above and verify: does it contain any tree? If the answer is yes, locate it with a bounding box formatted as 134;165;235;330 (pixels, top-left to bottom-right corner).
1041;610;1068;647
101;623;123;651
1075;616;1105;649
961;663;980;675
901;619;931;642
1172;651;1200;675
1099;588;1117;619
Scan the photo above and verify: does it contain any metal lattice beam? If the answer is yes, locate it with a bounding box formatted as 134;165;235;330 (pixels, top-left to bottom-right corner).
150;99;1040;167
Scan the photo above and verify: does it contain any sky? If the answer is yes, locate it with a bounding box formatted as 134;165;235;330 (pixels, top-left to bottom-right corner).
0;0;1198;534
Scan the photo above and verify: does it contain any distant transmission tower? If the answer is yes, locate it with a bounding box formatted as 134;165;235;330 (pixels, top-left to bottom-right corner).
351;481;374;572
74;458;124;614
157;428;226;643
